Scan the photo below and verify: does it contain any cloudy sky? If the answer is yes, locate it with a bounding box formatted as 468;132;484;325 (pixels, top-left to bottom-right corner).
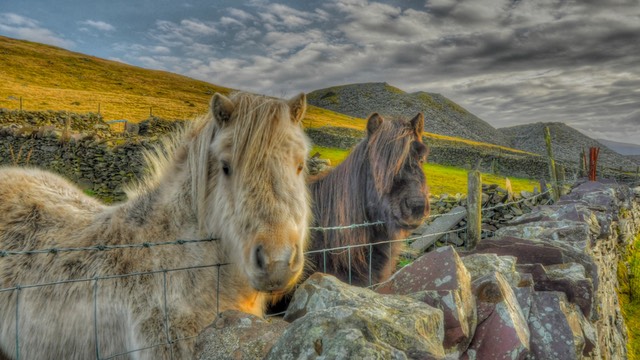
1;0;639;144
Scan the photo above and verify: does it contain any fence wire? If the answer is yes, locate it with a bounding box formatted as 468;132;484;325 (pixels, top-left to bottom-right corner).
0;181;566;358
2;260;228;360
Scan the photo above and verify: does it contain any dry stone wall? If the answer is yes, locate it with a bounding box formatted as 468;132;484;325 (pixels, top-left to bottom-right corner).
0;124;151;202
195;180;639;360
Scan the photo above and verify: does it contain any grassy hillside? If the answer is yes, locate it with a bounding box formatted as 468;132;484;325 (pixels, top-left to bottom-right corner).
0;36;231;121
0;36;531;155
307;82;513;147
0;35;538;195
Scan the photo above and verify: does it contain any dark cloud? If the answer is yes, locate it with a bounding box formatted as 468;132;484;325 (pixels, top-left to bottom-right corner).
1;0;639;145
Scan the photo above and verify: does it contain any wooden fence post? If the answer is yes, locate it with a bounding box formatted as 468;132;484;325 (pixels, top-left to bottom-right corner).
544;126;560;201
19;97;23;111
557;164;566;196
589;147;600;181
505;178;513;202
467;170;482;249
580;149;587;178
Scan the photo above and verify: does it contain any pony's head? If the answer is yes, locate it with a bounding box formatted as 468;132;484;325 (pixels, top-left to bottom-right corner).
365;113;430;233
190;92;310;294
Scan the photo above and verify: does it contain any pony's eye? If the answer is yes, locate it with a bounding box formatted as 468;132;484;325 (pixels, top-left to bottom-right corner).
297;162;304;175
221;161;231;176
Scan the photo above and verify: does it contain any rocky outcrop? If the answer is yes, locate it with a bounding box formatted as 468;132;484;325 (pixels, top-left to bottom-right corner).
194;311;288;360
465;180;639;359
193;181;639;359
375;246;476;356
271;273;446;359
307;82;512;147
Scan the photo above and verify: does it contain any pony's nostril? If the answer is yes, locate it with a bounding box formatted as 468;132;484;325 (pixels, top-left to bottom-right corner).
255;245;266;271
406;198;427;218
412;203;426;216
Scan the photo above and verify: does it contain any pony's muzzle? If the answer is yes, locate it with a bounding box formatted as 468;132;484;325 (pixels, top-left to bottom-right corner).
250;245;303;292
404;197;428;221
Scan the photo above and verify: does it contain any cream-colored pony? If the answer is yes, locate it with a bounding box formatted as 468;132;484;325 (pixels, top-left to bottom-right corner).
0;92;311;359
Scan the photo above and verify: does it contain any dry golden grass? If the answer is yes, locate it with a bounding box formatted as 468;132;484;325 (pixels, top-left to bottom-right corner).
0;35;228;121
1;35;532;157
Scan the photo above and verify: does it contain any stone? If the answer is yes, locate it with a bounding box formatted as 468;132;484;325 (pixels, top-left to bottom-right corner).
464;272;530;360
274;273;445;360
376;246;476;355
495;220;592;252
465;236;599;300
461;253;521;287
526;291;597;359
516;263;594;319
410;206;467;252
194;310;288;360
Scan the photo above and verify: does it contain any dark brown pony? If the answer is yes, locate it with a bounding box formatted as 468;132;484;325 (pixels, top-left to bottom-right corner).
308;112;430;286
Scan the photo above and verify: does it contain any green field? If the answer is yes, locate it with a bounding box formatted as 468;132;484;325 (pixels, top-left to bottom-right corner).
312;146;538;196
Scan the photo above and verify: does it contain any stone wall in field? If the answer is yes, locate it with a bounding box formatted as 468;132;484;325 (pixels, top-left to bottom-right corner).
194;181;640;360
0;125;149;202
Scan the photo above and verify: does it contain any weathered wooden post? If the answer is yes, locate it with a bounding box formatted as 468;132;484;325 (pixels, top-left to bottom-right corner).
505;178;514;202
19;96;23;111
557;164;567;195
467;170;482;249
150;106;153;117
589;147;600;181
580;149;587;178
544;126;560;201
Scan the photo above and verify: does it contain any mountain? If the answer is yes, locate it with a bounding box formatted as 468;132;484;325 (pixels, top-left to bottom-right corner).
307;82;512;147
500;122;637;170
596;139;640;155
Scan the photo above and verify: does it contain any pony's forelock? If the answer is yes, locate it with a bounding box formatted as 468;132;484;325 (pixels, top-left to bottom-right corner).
126;92;308;236
368;119;414;196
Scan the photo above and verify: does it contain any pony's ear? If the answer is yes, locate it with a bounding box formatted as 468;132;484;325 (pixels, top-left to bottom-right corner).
410;113;424;135
210;93;235;125
366;113;383;136
288;93;307;124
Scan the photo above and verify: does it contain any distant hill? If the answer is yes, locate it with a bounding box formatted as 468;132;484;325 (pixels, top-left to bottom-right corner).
308;82;512;147
0;35;365;131
597;139;640;155
500;122;637;171
0;35;231;121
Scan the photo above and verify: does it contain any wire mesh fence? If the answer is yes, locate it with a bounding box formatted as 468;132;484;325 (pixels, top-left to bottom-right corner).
0;182;565;359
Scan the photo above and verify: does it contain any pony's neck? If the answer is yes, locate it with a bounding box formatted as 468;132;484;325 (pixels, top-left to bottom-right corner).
108;164;200;244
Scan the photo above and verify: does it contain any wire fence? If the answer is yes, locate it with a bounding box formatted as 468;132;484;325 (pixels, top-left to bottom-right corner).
0;180;565;359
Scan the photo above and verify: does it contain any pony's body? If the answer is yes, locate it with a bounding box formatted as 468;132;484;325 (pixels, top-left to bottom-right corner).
0;92;310;359
308;113;430;286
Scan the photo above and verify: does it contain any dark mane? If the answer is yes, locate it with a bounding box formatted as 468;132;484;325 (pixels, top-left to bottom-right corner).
309;117;421;284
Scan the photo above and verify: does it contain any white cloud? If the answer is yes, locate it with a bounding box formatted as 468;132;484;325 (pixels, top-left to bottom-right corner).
227;8;256;21
220;16;244;27
0;13;74;48
106;1;639;145
79;20;115;32
179;19;217;36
